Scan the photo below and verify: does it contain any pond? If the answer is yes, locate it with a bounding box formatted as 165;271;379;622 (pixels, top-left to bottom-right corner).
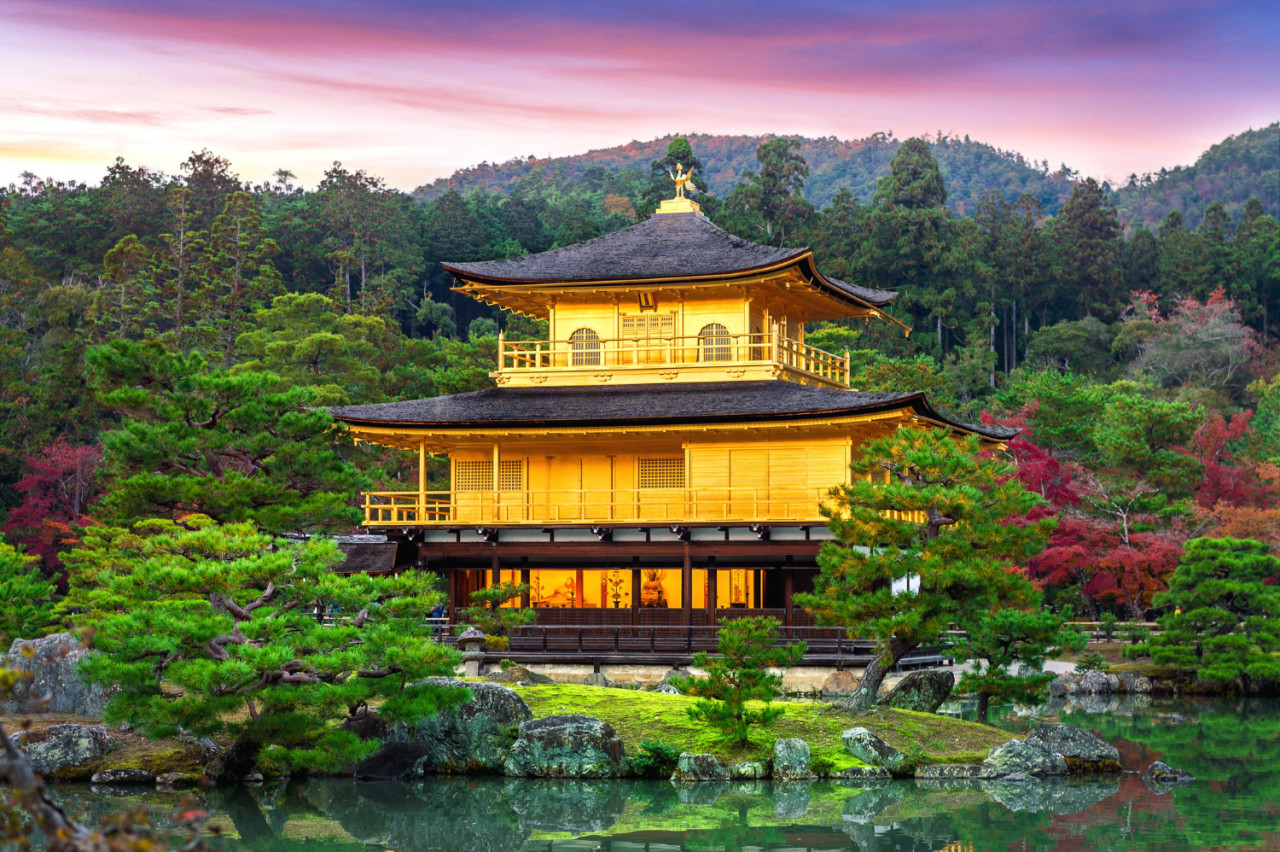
34;697;1280;851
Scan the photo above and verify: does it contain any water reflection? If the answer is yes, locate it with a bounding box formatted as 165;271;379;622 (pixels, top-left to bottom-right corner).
37;698;1280;852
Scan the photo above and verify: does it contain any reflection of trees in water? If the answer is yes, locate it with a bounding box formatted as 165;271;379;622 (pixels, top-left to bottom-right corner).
1057;698;1280;850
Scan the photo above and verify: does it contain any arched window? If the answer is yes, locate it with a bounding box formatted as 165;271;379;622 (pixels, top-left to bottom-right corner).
569;327;601;366
698;323;732;362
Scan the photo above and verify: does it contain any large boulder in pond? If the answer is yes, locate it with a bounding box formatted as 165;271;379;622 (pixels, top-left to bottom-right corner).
506;779;628;833
842;727;910;774
361;678;531;777
978;738;1067;778
1026;725;1121;773
9;724;114;777
878;670;954;713
772;738;813;780
980;777;1119;814
2;634;107;716
671;752;729;782
503;715;626;778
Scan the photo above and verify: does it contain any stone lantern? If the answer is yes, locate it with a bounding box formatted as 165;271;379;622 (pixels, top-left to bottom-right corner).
458;627;486;677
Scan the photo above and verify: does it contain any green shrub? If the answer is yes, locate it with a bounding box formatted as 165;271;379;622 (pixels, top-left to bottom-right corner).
1075;651;1111;672
1099;612;1118;642
631;740;681;778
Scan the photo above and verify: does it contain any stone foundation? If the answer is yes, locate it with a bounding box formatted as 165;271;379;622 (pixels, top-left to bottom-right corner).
469;662;885;693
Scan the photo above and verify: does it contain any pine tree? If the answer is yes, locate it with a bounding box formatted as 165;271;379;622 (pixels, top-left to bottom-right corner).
797;427;1052;712
0;536;57;646
953;606;1085;722
1129;537;1280;694
671;617;805;746
66;516;462;776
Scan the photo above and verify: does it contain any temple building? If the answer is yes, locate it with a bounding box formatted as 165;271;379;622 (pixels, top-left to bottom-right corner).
329;191;1012;633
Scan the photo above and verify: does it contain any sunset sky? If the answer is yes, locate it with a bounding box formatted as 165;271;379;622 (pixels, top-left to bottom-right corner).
2;0;1277;193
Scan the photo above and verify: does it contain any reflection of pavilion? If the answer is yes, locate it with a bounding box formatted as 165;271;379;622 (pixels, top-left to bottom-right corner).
331;187;1010;659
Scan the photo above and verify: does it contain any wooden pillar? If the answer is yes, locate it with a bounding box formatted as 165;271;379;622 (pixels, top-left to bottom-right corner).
754;569;762;610
631;559;641;627
784;570;794;627
447;571;458;620
418;440;427;519
708;558;718;624
575;567;584;609
520;561;531;608
492;443;500;521
681;546;692;624
490;551;500;588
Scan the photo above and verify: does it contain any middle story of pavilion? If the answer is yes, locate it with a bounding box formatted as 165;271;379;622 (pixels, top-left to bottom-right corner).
329;193;1014;629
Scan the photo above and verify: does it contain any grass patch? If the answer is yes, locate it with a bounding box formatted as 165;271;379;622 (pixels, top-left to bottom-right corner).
510;684;1011;769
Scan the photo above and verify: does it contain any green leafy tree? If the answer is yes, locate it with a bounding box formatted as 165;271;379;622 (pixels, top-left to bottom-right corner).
953;606;1085;722
798;427;1052;712
197;191;282;365
88;339;363;534
1129;537;1280;694
0;536;57;645
457;581;536;650
671;616;805;746
67;516;462;776
719;137;813;245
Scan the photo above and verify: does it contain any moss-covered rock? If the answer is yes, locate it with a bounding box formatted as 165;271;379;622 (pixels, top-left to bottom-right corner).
503;714;626;778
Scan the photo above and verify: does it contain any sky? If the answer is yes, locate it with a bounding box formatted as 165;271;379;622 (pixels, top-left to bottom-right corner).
1;0;1277;193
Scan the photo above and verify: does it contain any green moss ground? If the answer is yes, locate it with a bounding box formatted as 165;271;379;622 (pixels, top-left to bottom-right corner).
510;684;1012;769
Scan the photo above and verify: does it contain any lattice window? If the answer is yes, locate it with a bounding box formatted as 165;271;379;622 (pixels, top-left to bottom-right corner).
569;327;601;366
499;459;524;491
620;313;674;336
453;459;525;490
638;457;685;489
698;323;732;362
454;460;491;491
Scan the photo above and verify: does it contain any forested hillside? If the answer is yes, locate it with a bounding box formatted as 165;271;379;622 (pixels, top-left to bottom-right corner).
416;132;1077;216
1113;123;1279;230
1;133;1278;622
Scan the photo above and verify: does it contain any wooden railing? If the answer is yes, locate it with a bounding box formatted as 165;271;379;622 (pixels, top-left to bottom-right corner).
362;486;834;526
361;487;930;527
497;329;849;386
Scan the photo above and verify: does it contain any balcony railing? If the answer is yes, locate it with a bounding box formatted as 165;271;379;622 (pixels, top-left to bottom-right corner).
362;486;834;526
361;487;929;527
497;329;850;386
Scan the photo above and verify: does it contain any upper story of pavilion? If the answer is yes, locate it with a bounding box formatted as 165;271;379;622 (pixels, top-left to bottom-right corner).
442;196;908;390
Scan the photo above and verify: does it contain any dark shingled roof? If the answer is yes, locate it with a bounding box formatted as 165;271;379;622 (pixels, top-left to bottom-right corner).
331;381;1015;441
442;212;897;308
335;542;398;574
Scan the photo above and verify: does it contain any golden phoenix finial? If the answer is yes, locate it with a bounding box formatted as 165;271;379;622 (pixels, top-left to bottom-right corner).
666;163;696;199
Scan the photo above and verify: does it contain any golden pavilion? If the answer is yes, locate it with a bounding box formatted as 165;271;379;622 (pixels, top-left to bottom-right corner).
329;191;1011;634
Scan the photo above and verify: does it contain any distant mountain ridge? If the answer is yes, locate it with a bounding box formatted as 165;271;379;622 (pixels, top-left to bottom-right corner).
416;124;1279;227
415;132;1076;215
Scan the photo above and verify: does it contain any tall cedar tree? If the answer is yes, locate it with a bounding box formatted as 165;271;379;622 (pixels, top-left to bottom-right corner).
67;516;463;776
671;616;806;746
797;427;1052;711
1129;537;1280;694
88;339;363;534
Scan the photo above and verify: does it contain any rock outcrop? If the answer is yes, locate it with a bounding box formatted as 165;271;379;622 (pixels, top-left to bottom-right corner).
821;670;859;698
503;715;626;778
978;738;1068;778
671;752;729;782
879;670;955;713
841;727;910;774
916;763;982;779
772;738;813;780
2;634;108;716
359;678;531;778
10;724;114;777
1143;760;1195;792
1026;724;1121;773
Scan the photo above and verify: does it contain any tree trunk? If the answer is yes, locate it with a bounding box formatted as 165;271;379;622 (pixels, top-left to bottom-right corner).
839;636;915;713
977;690;991;724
